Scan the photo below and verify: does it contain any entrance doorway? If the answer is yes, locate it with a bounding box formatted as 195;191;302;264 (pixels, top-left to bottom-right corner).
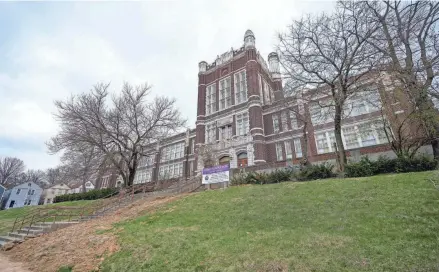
237;152;248;168
9;200;15;208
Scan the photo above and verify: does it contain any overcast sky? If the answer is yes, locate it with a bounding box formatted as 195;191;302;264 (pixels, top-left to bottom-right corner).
0;0;335;170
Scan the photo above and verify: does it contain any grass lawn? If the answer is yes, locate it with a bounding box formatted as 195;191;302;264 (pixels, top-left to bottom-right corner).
0;200;96;234
100;171;439;272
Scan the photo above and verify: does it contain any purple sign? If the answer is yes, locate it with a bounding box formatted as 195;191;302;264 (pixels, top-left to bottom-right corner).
202;164;230;174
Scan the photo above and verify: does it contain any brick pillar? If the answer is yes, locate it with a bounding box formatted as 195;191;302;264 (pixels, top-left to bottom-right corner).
246;50;266;165
195;71;207;174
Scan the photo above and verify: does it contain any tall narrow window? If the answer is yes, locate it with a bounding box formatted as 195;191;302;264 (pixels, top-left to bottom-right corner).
219;125;232;141
293;138;302;158
189;161;194;176
206;84;216;115
284;141;293;159
273;115;280;133
264;81;271;104
281;112;288;131
190;138;195;154
235;71;247;104
290;111;299;129
205;123;216;143
236;112;249;136
275;143;284;161
219;77;231;110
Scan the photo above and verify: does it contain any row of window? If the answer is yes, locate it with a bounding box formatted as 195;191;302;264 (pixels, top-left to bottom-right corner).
16;189;35;195
161;142;185;162
273;111;302;134
206;71;248;115
134;169;152;184
275;138;303;161
159;162;184;180
205;112;249;143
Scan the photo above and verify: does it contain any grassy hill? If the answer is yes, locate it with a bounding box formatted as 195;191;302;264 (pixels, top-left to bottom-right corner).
99;171;439;272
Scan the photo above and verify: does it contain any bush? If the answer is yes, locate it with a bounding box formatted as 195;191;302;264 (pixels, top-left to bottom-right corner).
230;169;294;186
345;156;437;178
295;163;335;181
53;188;118;203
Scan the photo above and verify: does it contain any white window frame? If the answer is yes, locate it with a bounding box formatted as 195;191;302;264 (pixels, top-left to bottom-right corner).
159;162;183;180
275;143;284;161
161;142;185;162
219;77;232;110
234;71;247;104
293;138;303;158
236;112;249;136
273;115;280;134
205;123;216;143
219;124;233;141
290;111;300;130
284;141;293;160
206;83;216;115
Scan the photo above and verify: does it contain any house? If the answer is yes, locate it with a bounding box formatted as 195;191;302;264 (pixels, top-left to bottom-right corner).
43;183;71;204
3;182;43;209
67;181;95;194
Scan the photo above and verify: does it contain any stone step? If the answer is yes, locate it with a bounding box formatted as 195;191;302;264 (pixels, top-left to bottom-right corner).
0;235;22;244
18;228;44;235
8;232;35;239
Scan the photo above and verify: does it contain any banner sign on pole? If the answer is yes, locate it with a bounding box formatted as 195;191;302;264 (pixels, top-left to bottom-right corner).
202;164;230;184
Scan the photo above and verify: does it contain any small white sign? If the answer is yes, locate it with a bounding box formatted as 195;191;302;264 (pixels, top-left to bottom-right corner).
202;165;230;184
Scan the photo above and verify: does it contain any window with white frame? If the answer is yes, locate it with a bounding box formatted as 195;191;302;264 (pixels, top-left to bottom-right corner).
309;102;333;125
159;162;183;180
161;142;185;162
234;71;247;104
189;161;194;176
24;199;31;206
205;123;216;143
342;121;389;149
219;77;232;110
273;115;280;133
258;74;264;104
275;143;284;161
206;84;216;115
290;111;299;129
293;138;302;158
134;169;152;184
101;176;110;188
219;125;232;141
344;90;382;117
284;141;293;160
315;131;336;154
342;126;360;149
263;80;271;104
281;112;288;131
236;112;249;136
190;138;195;154
16;189;21;195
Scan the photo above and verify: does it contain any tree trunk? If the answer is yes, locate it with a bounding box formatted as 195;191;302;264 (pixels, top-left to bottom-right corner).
334;104;347;172
127;168;135;186
301;122;311;166
431;138;439;160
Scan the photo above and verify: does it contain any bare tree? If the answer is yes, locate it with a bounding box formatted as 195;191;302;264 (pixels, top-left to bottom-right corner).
48;82;186;186
0;157;25;185
278;5;379;171
19;170;47;187
350;0;439;158
45;167;66;186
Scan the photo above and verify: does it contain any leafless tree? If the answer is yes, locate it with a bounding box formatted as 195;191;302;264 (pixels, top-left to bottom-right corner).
348;0;439;158
0;157;25;185
47;82;186;186
18;170;47;187
45;167;66;186
278;5;379;171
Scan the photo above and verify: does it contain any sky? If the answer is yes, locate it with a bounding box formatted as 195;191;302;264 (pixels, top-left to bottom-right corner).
0;0;335;171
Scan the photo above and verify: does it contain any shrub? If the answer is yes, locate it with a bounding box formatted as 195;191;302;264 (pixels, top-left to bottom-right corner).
53;187;118;203
230;169;294;186
295;163;335;181
345;156;437;178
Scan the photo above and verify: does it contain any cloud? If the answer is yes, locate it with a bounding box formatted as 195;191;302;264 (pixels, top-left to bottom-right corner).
0;0;335;170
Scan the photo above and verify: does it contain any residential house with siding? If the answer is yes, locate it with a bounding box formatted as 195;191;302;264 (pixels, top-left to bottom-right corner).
3;182;43;209
43;183;71;204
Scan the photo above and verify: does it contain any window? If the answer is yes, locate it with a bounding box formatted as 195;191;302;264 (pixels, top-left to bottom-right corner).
342;126;360;149
258;74;264;104
275;143;284;161
16;189;21;195
235;71;247;104
159;162;183;180
28;183;31;187
24;199;31;206
264;80;271;105
161;142;185;162
281;112;288;131
219;77;232;110
190;138;195;154
285;141;293;160
315;131;333;154
206;84;216;115
309;102;333;125
46;198;51;204
101;176;110;188
293;138;303;158
134;169;152;184
273;115;280;133
345;90;382;117
189;161;194;176
290;111;299;130
28;189;35;196
219;125;232;141
205;123;216;143
236;112;249;136
341;121;389;149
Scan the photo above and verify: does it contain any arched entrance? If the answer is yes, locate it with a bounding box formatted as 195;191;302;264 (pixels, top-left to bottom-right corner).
219;156;230;165
237;152;248;168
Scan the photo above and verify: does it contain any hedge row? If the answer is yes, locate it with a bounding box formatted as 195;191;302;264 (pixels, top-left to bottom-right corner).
345;156;437;177
53;188;118;203
231;156;437;186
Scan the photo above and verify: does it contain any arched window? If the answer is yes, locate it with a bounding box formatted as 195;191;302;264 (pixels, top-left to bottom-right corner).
237;152;248;168
219;156;230;165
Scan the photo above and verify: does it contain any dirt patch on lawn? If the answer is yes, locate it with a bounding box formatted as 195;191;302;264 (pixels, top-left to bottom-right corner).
5;194;186;272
